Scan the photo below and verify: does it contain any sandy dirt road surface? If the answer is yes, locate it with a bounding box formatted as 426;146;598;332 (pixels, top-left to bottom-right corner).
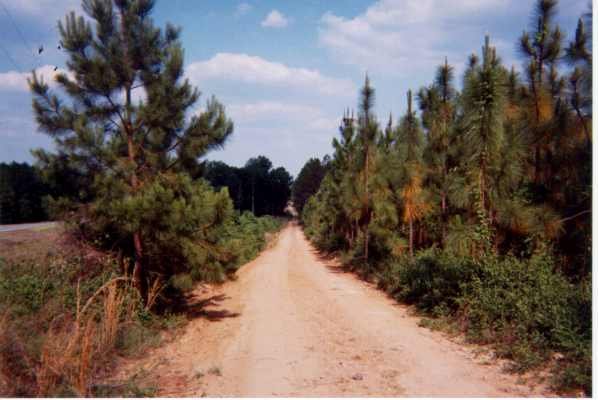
114;222;550;397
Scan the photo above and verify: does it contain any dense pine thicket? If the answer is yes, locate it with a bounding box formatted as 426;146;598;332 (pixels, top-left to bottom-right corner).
27;0;288;305
302;1;591;394
202;156;292;216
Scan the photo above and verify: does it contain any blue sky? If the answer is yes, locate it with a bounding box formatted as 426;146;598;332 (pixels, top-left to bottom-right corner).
0;0;588;176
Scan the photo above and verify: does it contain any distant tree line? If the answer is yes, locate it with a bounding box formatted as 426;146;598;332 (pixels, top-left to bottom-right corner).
0;162;48;224
291;157;329;215
0;157;96;225
0;155;293;225
202;156;293;216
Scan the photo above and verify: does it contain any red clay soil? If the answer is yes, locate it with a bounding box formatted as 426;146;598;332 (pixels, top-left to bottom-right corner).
113;222;553;397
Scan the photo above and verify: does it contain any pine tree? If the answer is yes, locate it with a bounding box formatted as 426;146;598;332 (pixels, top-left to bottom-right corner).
462;36;506;212
356;76;379;261
418;58;456;245
334;110;360;249
519;0;563;185
29;0;233;302
461;35;508;252
566;16;592;145
396;90;427;256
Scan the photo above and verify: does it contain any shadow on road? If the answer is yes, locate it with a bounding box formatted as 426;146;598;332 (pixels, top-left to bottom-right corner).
307;247;352;276
184;293;240;321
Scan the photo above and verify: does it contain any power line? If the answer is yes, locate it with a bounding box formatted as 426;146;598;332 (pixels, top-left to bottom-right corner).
0;0;40;68
0;41;23;71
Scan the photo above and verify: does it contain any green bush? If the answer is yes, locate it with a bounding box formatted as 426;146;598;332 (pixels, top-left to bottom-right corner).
0;271;52;316
382;250;478;315
216;211;282;274
170;273;194;293
116;323;162;357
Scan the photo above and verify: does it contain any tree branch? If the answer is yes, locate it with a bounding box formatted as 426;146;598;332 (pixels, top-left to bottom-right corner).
559;209;591;224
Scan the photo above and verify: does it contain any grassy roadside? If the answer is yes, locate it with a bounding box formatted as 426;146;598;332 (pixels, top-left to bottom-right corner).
0;213;284;396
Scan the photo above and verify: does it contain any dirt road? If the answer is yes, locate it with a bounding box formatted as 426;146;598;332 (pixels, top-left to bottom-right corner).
115;222;549;396
0;221;56;232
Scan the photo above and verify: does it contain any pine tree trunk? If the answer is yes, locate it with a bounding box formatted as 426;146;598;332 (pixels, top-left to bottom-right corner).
441;193;447;246
132;232;148;302
534;145;541;185
120;9;147;304
531;74;542;185
574;106;591;146
251;177;255;214
409;219;414;257
364;146;369;262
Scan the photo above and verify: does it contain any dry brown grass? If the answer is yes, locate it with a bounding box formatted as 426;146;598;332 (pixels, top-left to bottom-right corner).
0;226;166;396
146;277;165;311
102;281;125;349
35;278;135;396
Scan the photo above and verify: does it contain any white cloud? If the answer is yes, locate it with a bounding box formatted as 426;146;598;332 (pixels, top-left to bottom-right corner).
318;0;510;76
219;101;339;174
5;0;81;23
186;53;355;97
229;102;317;122
261;10;289;28
228;101;339;131
0;65;70;91
235;2;252;17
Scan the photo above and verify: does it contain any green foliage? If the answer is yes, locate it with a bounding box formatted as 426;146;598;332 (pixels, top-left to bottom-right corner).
72;173;236;289
115;322;162;357
223;212;282;266
380;250;477;315
0;219;280;396
169;274;194;293
208;211;282;281
74;172;281;292
0;272;53;316
0;255;115;322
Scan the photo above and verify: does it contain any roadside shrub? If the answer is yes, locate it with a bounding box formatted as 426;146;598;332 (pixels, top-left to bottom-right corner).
216;212;282;274
115;322;161;358
0;271;53;316
170;274;194;293
375;250;476;317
